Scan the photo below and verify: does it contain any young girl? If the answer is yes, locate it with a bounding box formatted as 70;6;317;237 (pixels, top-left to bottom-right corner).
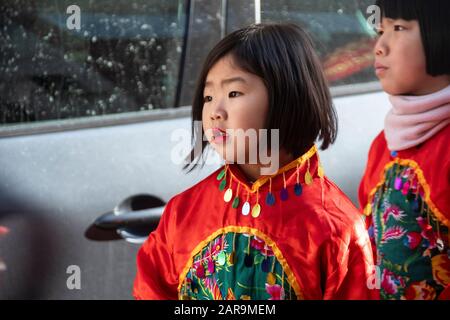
359;0;450;300
134;23;376;300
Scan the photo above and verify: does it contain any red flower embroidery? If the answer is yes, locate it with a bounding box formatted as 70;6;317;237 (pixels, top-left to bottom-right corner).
416;217;437;248
251;236;274;256
382;204;405;223
405;232;422;250
381;269;405;295
381;226;406;243
265;283;285;300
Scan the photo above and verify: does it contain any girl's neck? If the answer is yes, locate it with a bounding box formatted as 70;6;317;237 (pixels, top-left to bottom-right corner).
236;150;294;182
410;75;450;96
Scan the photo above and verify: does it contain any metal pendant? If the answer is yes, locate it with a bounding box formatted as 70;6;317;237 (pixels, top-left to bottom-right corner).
266;272;276;285
219;179;227;191
266;192;275;206
437;238;445;252
224;188;233;202
242;201;250;216
394;177;403;190
318;165;324;178
232;196;240;209
251;203;261;218
217;168;226;180
294;183;302;196
305;171;313;185
261;258;271;273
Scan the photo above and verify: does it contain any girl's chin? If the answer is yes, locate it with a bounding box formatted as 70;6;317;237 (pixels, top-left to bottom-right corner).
211;147;249;164
379;82;408;96
380;79;424;96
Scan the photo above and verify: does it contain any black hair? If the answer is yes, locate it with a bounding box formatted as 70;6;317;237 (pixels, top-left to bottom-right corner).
375;0;450;76
184;23;337;172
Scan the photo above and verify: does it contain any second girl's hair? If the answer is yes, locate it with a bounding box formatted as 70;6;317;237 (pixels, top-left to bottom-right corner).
375;0;450;76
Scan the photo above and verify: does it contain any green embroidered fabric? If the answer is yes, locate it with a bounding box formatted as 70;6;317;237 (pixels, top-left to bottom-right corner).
179;232;297;300
370;163;449;300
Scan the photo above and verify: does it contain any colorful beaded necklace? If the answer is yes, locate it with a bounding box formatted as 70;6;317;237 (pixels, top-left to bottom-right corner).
216;145;324;218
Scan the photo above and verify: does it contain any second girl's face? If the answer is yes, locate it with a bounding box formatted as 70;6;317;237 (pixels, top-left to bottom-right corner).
374;18;450;95
202;54;269;163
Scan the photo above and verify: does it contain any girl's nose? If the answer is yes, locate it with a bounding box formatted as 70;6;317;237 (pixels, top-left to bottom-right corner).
374;37;388;56
210;102;227;121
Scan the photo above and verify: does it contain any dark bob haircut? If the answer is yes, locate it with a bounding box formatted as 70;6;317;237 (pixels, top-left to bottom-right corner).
375;0;450;76
184;23;337;171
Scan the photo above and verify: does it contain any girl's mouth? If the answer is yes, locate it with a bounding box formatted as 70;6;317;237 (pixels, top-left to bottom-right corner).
374;62;388;76
211;127;228;144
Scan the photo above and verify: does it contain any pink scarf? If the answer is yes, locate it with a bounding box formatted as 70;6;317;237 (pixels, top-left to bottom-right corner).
384;85;450;151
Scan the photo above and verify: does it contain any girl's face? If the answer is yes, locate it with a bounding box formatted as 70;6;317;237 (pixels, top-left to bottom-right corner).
202;54;269;164
374;18;450;95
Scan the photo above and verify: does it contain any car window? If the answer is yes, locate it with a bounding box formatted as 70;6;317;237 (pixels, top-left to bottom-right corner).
0;0;188;125
261;0;377;87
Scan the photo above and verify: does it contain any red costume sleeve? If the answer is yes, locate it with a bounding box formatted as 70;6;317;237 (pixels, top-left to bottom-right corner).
133;199;179;300
321;221;379;300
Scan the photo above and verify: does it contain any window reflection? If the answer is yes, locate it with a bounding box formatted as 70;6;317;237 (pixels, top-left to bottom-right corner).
261;0;377;86
0;0;187;124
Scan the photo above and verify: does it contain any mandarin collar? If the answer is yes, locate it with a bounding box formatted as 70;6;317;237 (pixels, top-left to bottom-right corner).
225;145;322;193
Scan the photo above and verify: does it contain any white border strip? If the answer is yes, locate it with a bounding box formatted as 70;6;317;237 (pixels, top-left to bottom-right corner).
254;0;261;23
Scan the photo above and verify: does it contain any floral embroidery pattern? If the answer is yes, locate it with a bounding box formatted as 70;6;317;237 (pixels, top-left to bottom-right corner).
381;226;406;244
382;203;405;223
370;163;450;300
381;269;405;296
179;232;297;300
265;283;285;300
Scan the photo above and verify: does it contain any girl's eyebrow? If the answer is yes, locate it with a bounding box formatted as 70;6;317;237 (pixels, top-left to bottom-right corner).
204;76;247;88
383;17;410;24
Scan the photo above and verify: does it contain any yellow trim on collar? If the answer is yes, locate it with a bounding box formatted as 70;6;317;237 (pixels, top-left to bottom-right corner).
177;226;304;300
227;144;318;194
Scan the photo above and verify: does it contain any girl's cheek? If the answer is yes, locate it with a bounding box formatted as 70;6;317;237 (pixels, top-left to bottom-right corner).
201;105;209;122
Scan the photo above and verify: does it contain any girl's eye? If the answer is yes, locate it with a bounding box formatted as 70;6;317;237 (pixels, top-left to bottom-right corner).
394;25;405;31
203;96;212;103
376;28;384;36
229;91;241;98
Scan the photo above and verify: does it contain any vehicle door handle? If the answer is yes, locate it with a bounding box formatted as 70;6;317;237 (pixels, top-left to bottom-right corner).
85;194;165;244
94;207;163;230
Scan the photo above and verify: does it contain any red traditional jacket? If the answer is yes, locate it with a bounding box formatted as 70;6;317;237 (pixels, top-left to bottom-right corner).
134;145;377;300
359;125;450;300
